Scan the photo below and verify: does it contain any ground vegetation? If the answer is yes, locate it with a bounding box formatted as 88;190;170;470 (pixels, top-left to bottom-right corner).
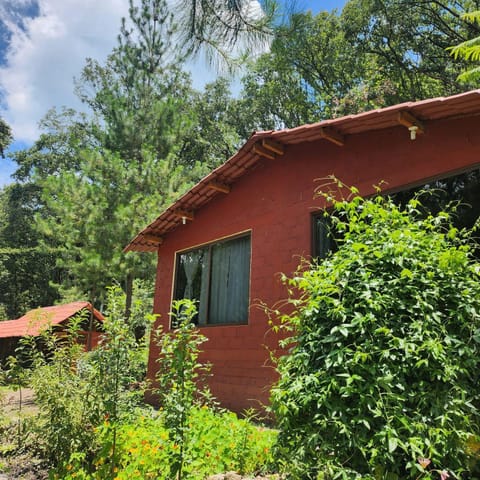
0;293;276;479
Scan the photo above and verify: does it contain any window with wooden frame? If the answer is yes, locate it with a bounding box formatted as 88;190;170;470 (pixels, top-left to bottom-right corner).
173;233;251;326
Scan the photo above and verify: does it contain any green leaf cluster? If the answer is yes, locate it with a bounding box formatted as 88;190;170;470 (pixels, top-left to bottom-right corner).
13;286;152;468
448;11;480;84
271;191;480;479
56;405;277;480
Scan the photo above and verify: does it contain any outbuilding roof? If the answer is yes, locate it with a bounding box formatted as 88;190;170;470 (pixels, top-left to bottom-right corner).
125;89;480;253
0;302;104;338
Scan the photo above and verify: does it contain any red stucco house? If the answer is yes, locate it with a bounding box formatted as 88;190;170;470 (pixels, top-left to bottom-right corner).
126;90;480;413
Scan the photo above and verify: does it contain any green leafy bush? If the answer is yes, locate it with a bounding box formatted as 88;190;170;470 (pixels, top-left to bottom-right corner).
57;406;277;480
24;286;151;469
26;314;95;466
271;191;480;479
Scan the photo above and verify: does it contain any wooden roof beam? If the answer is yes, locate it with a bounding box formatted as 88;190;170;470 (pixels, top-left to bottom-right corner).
262;139;285;155
319;127;344;146
207;181;230;194
397;111;425;140
142;233;163;245
174;209;194;224
252;142;276;160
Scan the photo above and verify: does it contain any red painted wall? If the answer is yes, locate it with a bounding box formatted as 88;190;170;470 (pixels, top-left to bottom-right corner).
147;115;480;413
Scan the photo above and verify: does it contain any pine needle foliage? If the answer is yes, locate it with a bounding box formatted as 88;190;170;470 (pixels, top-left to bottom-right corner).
172;0;275;71
271;188;480;479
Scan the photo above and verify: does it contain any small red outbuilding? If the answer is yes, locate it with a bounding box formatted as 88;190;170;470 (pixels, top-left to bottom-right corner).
0;301;104;362
126;90;480;413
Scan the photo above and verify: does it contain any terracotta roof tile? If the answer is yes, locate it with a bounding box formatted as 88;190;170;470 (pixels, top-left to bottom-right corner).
0;302;104;338
125;89;480;253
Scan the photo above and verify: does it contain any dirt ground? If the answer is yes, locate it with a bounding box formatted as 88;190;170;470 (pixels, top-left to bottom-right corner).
1;388;47;480
1;389;37;420
0;455;48;480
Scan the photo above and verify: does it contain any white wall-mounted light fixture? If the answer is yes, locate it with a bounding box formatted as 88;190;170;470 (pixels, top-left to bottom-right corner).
408;125;419;140
174;209;194;224
398;111;425;141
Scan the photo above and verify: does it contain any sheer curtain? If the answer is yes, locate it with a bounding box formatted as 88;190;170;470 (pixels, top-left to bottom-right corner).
182;251;201;299
179;249;209;324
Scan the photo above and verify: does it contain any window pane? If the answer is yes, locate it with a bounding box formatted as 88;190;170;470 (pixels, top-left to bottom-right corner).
175;248;208;323
174;234;251;326
209;236;250;324
313;215;336;259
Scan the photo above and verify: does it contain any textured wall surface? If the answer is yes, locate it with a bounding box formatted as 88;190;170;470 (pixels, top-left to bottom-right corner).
146;115;480;412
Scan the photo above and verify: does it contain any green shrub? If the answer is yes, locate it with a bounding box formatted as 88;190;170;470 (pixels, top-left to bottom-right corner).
271;190;480;479
27;314;94;465
25;286;151;469
185;406;276;477
58;406;277;480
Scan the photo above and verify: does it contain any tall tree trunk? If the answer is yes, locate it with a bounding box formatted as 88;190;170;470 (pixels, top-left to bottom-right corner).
125;273;133;322
87;289;96;351
125;272;146;341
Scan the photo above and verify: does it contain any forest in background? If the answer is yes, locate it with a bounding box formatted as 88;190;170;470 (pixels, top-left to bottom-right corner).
0;0;479;320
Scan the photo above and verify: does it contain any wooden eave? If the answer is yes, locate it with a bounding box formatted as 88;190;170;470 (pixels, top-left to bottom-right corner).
124;90;480;253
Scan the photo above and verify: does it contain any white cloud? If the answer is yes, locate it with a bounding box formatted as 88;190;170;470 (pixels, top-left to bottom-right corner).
0;0;128;143
0;0;267;146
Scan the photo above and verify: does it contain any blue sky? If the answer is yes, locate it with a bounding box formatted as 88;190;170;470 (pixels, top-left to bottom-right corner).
297;0;345;13
0;0;345;187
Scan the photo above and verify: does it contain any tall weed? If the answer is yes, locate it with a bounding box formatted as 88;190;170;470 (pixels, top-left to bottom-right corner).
154;299;211;479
